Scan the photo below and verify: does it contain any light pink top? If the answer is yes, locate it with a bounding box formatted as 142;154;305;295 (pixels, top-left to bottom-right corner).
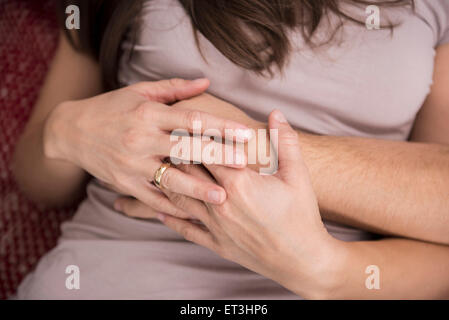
18;0;449;299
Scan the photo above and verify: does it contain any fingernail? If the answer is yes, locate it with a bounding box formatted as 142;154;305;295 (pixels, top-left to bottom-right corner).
157;213;166;222
208;190;224;204
273;110;287;123
236;129;253;141
114;201;122;212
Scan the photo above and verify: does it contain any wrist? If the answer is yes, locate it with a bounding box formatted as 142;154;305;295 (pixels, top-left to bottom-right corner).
295;133;329;214
43;101;76;163
295;131;315;172
289;236;349;300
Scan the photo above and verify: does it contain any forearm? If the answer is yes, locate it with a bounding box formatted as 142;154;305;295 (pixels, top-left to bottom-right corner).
11;31;103;208
300;134;449;244
317;238;449;299
12;115;88;208
297;45;449;244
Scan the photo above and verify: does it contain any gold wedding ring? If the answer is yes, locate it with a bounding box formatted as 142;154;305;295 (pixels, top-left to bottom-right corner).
154;163;171;189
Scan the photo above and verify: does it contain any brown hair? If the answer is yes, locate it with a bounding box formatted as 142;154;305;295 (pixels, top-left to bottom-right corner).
59;0;413;90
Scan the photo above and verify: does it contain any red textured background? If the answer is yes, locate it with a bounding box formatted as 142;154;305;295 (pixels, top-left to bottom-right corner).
0;0;75;299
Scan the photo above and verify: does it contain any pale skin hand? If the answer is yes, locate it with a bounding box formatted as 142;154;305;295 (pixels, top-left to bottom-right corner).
44;79;255;216
12;32;253;214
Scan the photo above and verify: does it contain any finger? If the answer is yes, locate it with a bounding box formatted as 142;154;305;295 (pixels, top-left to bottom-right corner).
130;78;210;104
167;164;216;225
150;104;253;142
268;110;303;184
162;189;212;226
136;159;227;204
154;133;247;168
114;197;160;219
130;181;190;219
97;180;123;194
158;166;227;204
158;214;217;252
176;163;216;182
204;162;250;187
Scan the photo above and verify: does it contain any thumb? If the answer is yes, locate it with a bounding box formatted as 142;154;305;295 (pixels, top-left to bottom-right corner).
268;109;303;184
131;78;210;104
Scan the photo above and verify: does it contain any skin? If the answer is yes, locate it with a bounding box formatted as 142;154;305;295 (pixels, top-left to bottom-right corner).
12;29;449;298
13;32;251;215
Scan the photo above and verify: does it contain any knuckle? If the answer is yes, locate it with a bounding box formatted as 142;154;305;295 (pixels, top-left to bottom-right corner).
133;101;153;121
214;202;230;219
223;174;246;193
168;78;186;87
148;197;173;215
152;199;168;213
170;192;187;209
224;182;238;196
190;183;203;200
222;179;236;194
122;128;143;150
185;110;203;129
181;226;193;241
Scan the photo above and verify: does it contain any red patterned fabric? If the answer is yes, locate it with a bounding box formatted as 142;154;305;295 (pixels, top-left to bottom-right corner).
0;0;75;299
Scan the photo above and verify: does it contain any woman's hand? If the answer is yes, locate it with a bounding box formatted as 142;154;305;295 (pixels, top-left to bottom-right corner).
43;79;252;217
113;93;271;219
116;110;341;298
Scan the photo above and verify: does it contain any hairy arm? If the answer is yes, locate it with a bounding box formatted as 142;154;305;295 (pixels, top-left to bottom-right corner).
12;32;102;207
301;134;449;244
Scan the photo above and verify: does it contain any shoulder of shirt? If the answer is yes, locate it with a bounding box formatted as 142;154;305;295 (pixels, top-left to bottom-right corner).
413;0;449;46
